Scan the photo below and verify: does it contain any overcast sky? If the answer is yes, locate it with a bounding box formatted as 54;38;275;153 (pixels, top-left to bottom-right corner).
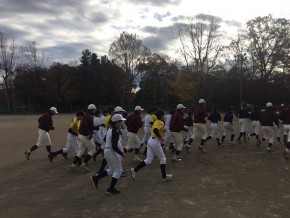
1;0;290;65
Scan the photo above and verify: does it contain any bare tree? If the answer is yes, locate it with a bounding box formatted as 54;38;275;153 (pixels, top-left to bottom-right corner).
177;14;224;99
21;41;47;69
0;32;21;112
109;31;151;103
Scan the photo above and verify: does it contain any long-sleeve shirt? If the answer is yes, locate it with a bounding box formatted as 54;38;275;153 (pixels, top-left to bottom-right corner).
236;109;249;119
223;111;233;123
250;111;260;121
38;111;54;132
259;109;279;127
125;111;143;134
169;110;186;132
106;126;124;156
279;108;290;124
79;112;94;136
68;117;80;135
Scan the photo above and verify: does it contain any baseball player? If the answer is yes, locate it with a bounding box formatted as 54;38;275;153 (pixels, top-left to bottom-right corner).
161;109;175;151
259;102;279;152
24;107;58;160
48;111;85;162
191;99;208;152
90;114;127;194
221;107;236;145
279;104;290;160
70;104;97;173
235;103;250;143
205;107;223;148
92;110;103;162
248;106;261;146
279;104;288;145
130;110;172;183
169;104;188;162
124;106;144;161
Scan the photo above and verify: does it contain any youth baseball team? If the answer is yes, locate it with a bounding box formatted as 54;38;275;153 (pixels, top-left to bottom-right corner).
24;99;290;194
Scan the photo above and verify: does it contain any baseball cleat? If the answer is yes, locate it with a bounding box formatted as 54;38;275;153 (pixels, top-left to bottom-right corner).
266;147;274;153
198;146;206;153
162;174;173;183
70;165;80;173
62;152;68;160
172;157;182;162
106;188;121;194
24;151;30;160
236;138;241;144
79;164;90;173
230;141;236;145
184;145;191;153
48;153;55;163
120;171;127;177
218;143;225;148
130;168;136;181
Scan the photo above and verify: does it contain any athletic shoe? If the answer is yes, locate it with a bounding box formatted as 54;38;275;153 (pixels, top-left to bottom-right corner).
230;141;236;145
24;151;30;160
62;152;68;160
172;157;182;162
79;164;90;173
106;188;121;194
162;174;173;183
130;168;136;181
134;156;143;162
266;147;274;152
218;143;225;148
70;165;80;173
48;153;55;163
184;145;191;153
282;151;289;160
236;138;241;144
120;171;127;177
198;145;206;152
90;176;99;189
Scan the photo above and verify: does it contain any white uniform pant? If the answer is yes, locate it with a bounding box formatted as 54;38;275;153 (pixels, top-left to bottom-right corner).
261;126;275;144
209;123;219;138
144;138;166;165
184;126;193;142
63;133;80;153
192;123;207;140
239;119;248;133
104;148;122;179
170;132;184;151
252;121;260;135
125;132;140;150
223;122;234;136
163;128;173;144
284;124;290;142
36;129;51;146
77;134;96;157
273;123;280;137
141;126;151;144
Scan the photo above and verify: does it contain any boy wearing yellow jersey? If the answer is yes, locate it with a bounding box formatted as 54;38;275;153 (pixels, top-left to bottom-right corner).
49;111;85;162
130;110;173;183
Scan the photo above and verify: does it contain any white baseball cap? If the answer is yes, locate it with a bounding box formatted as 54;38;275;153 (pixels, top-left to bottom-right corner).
88;104;97;110
50;107;58;114
199;99;206;104
177;104;186;109
266;102;273;107
135;106;144;111
114;106;126;112
111;114;126;122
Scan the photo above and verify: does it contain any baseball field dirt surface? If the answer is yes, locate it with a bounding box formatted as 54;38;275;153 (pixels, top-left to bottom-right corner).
0;114;290;218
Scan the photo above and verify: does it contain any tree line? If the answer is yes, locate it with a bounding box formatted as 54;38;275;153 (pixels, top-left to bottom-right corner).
1;14;290;113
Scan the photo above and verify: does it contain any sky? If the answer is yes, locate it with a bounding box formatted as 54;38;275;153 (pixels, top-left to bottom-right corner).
1;0;290;65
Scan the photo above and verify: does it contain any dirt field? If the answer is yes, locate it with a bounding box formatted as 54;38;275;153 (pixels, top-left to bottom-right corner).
0;114;290;218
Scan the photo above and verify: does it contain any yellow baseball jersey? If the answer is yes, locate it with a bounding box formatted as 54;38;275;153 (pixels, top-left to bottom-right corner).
150;114;157;126
69;117;80;134
151;119;165;138
104;115;112;129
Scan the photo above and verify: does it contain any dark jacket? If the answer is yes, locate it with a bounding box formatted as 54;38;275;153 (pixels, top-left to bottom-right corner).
170;110;186;132
208;111;221;123
279;107;290;124
38;111;54;132
125;111;143;134
259;109;279;127
79;112;94;136
194;105;207;124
